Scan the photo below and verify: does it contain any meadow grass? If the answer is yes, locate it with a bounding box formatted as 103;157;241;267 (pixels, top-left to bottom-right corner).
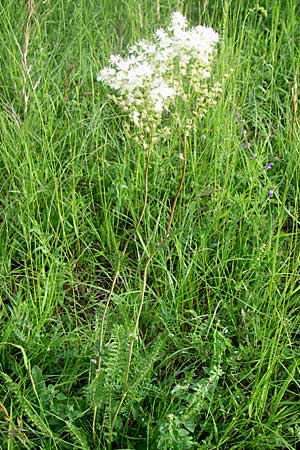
0;0;300;449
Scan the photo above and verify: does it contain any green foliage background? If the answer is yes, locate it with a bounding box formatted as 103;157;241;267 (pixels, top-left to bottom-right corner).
0;0;299;449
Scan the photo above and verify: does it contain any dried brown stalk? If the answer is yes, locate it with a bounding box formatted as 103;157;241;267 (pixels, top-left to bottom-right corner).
5;103;21;127
22;0;35;114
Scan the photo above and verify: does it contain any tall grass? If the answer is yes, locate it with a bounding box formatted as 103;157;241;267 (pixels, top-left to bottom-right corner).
0;1;299;449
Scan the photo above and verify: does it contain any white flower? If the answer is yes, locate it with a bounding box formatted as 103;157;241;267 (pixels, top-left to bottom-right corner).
199;69;211;78
116;58;131;71
98;11;221;139
151;80;176;100
133;111;140;125
196;25;219;45
135;61;154;78
153;99;163;113
97;67;116;83
169;11;187;35
109;54;122;65
155;28;168;42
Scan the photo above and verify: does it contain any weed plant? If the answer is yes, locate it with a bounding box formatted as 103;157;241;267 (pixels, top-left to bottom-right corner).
0;1;300;449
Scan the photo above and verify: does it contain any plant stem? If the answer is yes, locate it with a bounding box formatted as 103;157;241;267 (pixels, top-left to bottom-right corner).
92;143;152;440
109;132;188;444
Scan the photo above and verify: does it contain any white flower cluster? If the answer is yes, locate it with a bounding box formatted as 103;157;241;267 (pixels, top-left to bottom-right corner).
98;11;221;142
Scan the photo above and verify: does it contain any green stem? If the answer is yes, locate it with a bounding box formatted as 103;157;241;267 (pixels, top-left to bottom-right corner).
92;143;152;440
109;133;188;444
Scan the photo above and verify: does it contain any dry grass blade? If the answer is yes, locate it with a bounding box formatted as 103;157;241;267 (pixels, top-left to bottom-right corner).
5;103;21;127
22;0;36;114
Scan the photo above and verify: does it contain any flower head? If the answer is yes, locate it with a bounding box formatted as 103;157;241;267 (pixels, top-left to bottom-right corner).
169;11;188;37
98;11;221;142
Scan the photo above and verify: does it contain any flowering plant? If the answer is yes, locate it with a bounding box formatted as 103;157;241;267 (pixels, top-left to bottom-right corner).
98;11;221;143
94;13;223;440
